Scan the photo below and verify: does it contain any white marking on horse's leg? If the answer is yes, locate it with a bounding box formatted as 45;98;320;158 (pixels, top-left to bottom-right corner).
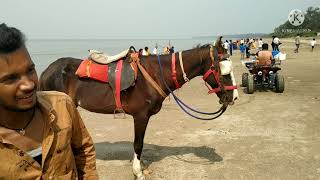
133;153;145;180
230;71;239;101
77;100;81;106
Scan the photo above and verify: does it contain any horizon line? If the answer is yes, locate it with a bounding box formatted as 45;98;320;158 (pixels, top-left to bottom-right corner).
28;33;269;41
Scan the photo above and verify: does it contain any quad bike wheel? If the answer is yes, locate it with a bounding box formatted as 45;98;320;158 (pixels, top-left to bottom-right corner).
241;73;248;87
247;74;255;94
275;73;285;93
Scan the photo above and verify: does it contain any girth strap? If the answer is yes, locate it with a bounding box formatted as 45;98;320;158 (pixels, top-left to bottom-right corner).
115;60;123;109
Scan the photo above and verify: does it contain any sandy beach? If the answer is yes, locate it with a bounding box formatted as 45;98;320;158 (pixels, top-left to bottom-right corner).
78;38;320;180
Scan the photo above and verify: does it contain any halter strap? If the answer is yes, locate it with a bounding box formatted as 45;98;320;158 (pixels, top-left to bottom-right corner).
179;52;189;82
171;53;181;89
203;45;237;94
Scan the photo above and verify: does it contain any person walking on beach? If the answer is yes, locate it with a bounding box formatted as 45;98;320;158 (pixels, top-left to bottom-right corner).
273;36;280;51
239;43;246;60
142;46;151;56
0;23;98;179
163;46;170;55
271;36;275;51
138;48;143;56
311;38;316;52
245;40;250;58
294;35;300;53
169;46;175;54
249;40;257;55
258;38;263;51
224;40;229;54
229;40;233;56
240;39;244;44
153;45;158;55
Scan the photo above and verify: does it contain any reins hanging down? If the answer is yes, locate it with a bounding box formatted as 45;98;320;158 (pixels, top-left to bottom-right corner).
131;55;167;98
157;55;228;121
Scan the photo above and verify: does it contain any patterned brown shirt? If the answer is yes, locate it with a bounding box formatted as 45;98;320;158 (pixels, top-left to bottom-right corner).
0;91;98;180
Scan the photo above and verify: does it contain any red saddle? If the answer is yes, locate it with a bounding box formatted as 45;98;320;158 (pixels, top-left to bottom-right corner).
75;58;138;110
75;59;109;82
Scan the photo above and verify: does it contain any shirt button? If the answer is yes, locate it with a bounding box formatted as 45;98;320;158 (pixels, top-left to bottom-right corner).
49;114;55;121
19;150;24;156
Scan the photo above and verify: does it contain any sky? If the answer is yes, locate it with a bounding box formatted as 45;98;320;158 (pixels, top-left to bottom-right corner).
1;0;319;39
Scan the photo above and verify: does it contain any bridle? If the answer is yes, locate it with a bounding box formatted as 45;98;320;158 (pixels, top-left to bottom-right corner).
156;45;237;120
202;45;237;95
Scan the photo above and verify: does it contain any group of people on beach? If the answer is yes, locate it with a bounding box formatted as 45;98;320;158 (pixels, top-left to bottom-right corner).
229;36;317;61
138;45;175;56
222;38;267;60
229;38;260;60
294;35;317;53
236;38;272;65
271;35;317;54
219;35;316;68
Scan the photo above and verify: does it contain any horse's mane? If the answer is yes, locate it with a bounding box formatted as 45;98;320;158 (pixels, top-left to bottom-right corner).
200;44;212;49
194;43;211;49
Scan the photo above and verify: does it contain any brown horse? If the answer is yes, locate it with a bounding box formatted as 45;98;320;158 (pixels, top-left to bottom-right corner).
39;37;238;179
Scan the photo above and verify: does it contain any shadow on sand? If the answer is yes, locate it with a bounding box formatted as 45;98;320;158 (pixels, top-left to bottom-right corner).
242;86;275;94
95;141;222;166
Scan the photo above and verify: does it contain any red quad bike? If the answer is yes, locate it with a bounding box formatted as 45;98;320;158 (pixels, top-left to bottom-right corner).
241;61;284;94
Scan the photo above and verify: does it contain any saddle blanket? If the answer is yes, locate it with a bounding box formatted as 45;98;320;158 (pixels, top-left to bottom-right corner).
75;59;109;82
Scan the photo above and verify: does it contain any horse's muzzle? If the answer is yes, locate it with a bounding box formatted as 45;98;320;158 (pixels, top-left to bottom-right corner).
219;88;238;106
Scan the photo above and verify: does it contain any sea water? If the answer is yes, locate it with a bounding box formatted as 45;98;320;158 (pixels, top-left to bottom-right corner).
26;38;216;74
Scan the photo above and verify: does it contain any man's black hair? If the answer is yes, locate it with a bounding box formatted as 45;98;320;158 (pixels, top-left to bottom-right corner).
262;43;268;50
0;23;25;54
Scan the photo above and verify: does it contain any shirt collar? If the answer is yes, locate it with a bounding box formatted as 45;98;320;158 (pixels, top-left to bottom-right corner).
0;92;57;144
36;92;56;125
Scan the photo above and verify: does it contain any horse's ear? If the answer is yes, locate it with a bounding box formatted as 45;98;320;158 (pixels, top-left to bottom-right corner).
215;36;223;48
215;36;226;54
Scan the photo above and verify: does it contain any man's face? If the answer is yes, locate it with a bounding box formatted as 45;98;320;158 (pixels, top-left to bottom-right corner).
0;47;38;111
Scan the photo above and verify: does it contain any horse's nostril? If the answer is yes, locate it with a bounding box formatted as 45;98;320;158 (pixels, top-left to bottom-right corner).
234;97;238;101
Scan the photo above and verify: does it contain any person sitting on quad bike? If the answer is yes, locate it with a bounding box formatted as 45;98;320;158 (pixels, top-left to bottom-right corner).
242;43;284;94
254;43;277;87
256;43;273;66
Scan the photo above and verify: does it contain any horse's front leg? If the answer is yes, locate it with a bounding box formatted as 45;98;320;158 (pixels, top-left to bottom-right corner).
132;113;150;180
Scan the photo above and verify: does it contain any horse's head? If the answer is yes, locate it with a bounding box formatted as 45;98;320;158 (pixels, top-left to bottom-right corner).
200;36;238;105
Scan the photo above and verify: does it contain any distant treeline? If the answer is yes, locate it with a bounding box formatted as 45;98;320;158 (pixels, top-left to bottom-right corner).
271;6;320;38
193;33;268;40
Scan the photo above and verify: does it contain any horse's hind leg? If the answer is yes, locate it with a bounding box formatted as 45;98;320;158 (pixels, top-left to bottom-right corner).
132;113;150;180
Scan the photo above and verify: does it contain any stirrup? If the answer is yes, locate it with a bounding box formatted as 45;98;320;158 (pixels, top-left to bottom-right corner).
113;108;126;119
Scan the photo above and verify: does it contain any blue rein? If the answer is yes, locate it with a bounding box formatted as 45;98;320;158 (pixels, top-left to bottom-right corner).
157;55;227;120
